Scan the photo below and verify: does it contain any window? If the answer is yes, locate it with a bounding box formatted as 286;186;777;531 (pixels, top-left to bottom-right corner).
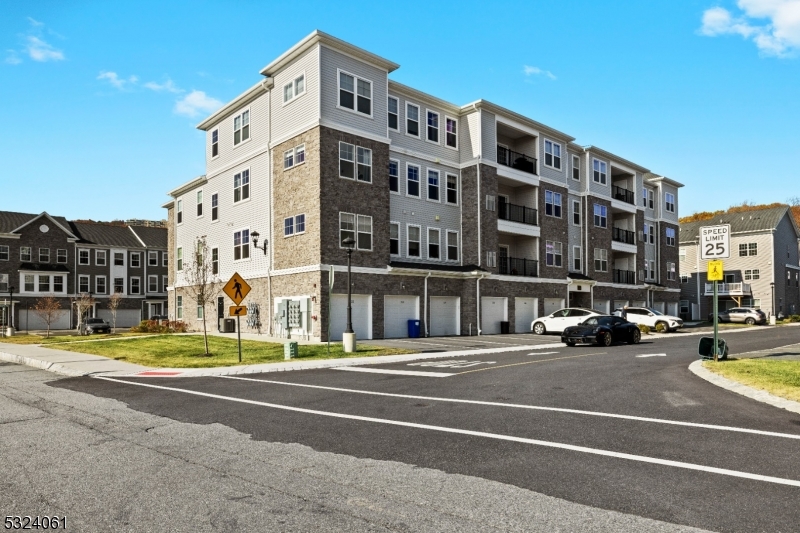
545;190;562;218
163;275;168;293
647;223;654;244
642;188;648;207
0;245;7;261
338;71;371;115
427;169;440;201
426;110;439;143
176;248;182;271
114;252;124;266
486;195;496;211
24;274;35;292
445;116;458;148
486;251;497;268
79;275;90;293
284;215;305;236
388;96;399;130
131;252;141;268
390;223;400;255
428;228;440;260
446;174;458;204
177;199;183;224
357;146;372;182
295;144;305;165
406;103;419;137
340;212;355;246
284;145;305;170
572;200;581;226
130;277;140;294
593;204;607;228
572;155;580;181
357;215;372;250
594;248;608;272
680;300;690;314
680;275;690;284
114;277;124;293
666;227;676;246
284;148;294;169
665;193;675;213
739;242;758;256
283;73;305;103
544;140;561;169
148;251;158;266
196;190;203;217
447;231;459;261
21;247;32;262
649;260;656;280
407;225;421;257
177;296;183;319
233;170;250;202
573;245;582;271
679;248;687;261
407;164;420;197
546;241;563;267
339;213;373;251
96;250;106;266
725;274;735;283
197;305;203;319
148;275;158;293
339;142;354;179
233;229;250;260
593;159;607;185
39;275;50;292
648;190;654;209
95;276;107;294
211;129;218;158
389;160;399;193
53;275;64;293
0;274;7;292
211;193;218;221
39;248;49;263
233;109;250;146
744;269;760;280
211;247;218;275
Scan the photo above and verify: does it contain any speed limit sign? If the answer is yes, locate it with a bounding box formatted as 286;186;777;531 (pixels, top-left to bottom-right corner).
700;224;730;259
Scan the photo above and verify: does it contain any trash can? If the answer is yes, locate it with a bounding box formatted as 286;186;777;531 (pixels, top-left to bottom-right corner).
698;336;728;360
223;318;236;333
284;341;298;360
500;321;510;334
407;319;421;338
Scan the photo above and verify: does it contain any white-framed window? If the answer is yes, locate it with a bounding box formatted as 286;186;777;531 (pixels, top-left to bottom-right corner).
233;109;250;146
427;169;440;201
283;72;305;104
176;248;182;271
130;277;140;295
546;240;563;267
211;247;218;275
648;189;654;209
406;102;420;137
680;300;690;314
339;213;373;251
739;242;758;256
233;170;250;203
114;252;124;266
196;189;203;217
445;116;458;149
197;305;203;319
428;228;440;260
211;193;218;221
486;251;497;268
648;260;656;280
390;222;400;256
131;252;141;268
53;275;64;293
340;212;355;247
572;200;581;226
93;275;106;294
0;273;7;292
39;248;50;263
78;249;89;265
445;174;458;205
544;139;562;170
357;215;372;251
79;275;90;293
667;262;676;281
594;248;608;272
666;227;676;246
0;245;8;261
211;129;219;158
55;249;66;263
679;248;687;261
447;230;459;261
572;155;580;180
426;110;439;144
573;245;582;271
284;144;306;170
486;195;496;211
176;199;183;224
642;224;649;243
148;275;158;293
744;269;760;280
284;214;306;237
593;204;607;228
357;146;371;183
96;250;107;266
642;187;648;207
545;190;562;218
23;274;34;292
38;275;50;293
233;229;250;261
147;251;157;266
339;142;355;179
388;96;399;130
20;246;32;262
647;223;655;244
407;225;421;257
665;193;675;213
284;148;294;169
338;70;372;116
389;159;399;193
176;295;183;319
114;277;124;293
406;164;420;197
592;159;607;185
680;274;690;284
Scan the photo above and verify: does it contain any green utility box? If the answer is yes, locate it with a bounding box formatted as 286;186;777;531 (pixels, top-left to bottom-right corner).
284;341;298;360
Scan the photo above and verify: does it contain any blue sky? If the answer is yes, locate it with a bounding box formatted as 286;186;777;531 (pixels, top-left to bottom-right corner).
2;0;799;222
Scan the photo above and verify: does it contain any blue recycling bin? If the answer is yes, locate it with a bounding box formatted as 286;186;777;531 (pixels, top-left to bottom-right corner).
407;319;421;338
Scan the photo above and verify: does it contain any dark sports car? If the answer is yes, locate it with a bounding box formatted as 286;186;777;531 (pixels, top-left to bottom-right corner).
561;315;641;347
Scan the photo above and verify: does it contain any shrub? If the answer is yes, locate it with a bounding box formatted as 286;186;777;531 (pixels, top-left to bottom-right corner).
130;320;188;334
789;315;800;323
637;324;651;334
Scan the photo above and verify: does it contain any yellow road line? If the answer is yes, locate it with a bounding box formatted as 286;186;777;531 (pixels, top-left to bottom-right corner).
456;352;607;375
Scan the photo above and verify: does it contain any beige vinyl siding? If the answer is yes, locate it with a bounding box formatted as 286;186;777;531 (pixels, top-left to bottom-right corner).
539;135;568;183
205;91;270;176
481;110;497;163
463;110;480;162
661;183;679;223
270;45;320;144
387;91;460;165
586;152;610;196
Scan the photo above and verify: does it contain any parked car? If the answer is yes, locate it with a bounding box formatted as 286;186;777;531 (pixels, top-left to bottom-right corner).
561;315;642;347
531;308;602;335
623;307;684;332
82;317;111;334
708;307;766;325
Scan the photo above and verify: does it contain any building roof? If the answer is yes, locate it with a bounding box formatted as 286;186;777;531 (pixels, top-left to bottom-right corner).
679;206;794;242
0;211;73;236
70;222;145;248
130;226;167;248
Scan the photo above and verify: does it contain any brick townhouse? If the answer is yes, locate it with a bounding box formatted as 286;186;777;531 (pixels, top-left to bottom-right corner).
166;30;683;341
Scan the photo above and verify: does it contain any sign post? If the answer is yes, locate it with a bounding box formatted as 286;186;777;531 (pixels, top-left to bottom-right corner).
701;226;730;360
222;272;251;363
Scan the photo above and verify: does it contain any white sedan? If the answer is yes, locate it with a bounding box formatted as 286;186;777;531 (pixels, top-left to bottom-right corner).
531;308;603;335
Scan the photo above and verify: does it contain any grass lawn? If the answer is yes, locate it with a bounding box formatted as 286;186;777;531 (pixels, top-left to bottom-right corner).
50;334;415;368
703;359;800;402
0;332;155;345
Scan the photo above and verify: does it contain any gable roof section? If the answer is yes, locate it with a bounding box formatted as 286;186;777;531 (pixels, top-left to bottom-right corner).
70;222;144;248
0;211;76;238
130;226;167;248
679;206;793;243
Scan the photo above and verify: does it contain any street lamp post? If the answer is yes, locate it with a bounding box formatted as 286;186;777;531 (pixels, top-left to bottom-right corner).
770;281;776;325
8;286;14;332
342;236;356;352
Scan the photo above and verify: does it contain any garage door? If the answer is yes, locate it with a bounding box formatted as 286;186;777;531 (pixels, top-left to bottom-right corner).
593;300;610;314
543;298;564;317
97;309;141;328
330;294;371;341
430;296;459;336
384;295;419;338
481;297;507;335
20;310;71;331
614;300;629;312
653;301;666;314
632;300;646;308
515;297;538;333
667;302;679;316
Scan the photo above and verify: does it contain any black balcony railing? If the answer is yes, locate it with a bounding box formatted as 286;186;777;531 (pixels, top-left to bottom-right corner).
613;269;636;284
499;257;539;277
612;227;636;245
612;185;635;205
499;202;538;226
497;145;537;175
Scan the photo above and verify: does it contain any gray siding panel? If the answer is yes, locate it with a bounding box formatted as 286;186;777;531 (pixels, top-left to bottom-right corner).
463;111;480;161
206;91;270;176
481;111;496;162
270;45;320;143
388;92;461;164
539;135;567;184
587;153;611;196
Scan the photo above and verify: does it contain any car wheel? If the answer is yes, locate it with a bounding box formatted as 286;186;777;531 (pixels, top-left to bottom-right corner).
655;321;668;333
600;332;612;347
533;322;546;335
629;328;641;344
745;317;755;326
565;341;576;347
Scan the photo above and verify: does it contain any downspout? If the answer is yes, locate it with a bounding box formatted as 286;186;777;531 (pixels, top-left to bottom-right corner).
423;271;431;336
263;78;274;337
476;273;487;335
475;103;483;268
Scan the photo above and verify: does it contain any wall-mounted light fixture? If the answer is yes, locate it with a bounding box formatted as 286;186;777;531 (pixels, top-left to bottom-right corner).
251;231;268;255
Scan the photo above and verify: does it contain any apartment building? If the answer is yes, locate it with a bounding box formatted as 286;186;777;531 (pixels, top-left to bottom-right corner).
0;211;168;330
679;206;800;319
166;31;683;341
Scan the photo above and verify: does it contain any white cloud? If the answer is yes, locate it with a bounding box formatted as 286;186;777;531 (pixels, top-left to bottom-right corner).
97;71;138;90
27;17;44;27
523;65;556;80
174;90;223;118
700;0;800;56
25;35;64;62
144;79;183;93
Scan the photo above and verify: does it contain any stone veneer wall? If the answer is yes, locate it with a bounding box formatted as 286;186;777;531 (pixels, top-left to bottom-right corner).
460;165;479;266
538;183;570;280
660;221;680;290
587;195;613;283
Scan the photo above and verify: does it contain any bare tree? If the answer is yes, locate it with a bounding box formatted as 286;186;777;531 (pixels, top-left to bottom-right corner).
108;291;122;333
73;293;96;336
33;297;62;338
181;236;220;355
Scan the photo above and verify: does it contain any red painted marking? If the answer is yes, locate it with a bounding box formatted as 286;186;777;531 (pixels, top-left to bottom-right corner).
136;371;183;376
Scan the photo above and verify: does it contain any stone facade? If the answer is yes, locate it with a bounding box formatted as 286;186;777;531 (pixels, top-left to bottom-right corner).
588;196;613;283
538;183;570;280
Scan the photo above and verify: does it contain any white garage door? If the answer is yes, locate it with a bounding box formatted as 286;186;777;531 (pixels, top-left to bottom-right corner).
667;302;679;316
515;297;538;333
430;296;459;336
632;300;646;308
614;300;629;312
97;309;141;328
593;300;610;314
653;301;666;314
544;298;564;317
330;294;371;341
384;295;419;338
481;297;507;335
20;310;71;331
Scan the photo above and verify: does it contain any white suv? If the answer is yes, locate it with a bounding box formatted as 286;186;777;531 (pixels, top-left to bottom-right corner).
623;307;683;332
531;308;603;335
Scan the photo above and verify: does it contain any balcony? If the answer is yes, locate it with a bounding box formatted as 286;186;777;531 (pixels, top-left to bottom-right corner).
499;257;539;277
614;269;636;285
497;145;537;175
612;185;635;205
704;282;752;296
612;227;636;245
499;202;538;226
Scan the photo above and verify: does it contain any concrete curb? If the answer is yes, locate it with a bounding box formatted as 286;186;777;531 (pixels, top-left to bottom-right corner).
688;360;800;415
0;351;92;377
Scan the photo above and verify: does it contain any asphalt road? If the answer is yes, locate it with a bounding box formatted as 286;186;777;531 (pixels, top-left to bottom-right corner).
5;326;800;531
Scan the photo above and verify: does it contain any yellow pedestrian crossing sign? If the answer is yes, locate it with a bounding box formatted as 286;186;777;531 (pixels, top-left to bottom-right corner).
223;272;251;305
707;260;724;281
229;306;247;317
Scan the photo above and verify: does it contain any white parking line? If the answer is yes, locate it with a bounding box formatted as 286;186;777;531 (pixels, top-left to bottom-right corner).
97;376;800;488
636;354;667;358
528;352;560;356
334;367;455;377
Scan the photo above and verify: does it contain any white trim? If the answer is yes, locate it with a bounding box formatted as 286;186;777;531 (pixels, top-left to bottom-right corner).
389;221;400;257
129;276;141;295
425;108;440;145
571;199;581;226
389;158;400;195
444;115;458;150
210;191;220;222
446;230;459;262
426;168;441;203
233;227;251;262
281;70;307;106
318;119;391;145
389;145;460;170
95;249;107;267
232;107;251;148
405;102;420;138
592;158;608;186
233;167;251;204
571;154;581;181
406;223;422;258
210;128;219;160
406;162;421;198
445;173;459;206
195;188;204;218
543;138;563;171
572;245;582;272
336;68;373;119
427;227;441;261
387;95;399;131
